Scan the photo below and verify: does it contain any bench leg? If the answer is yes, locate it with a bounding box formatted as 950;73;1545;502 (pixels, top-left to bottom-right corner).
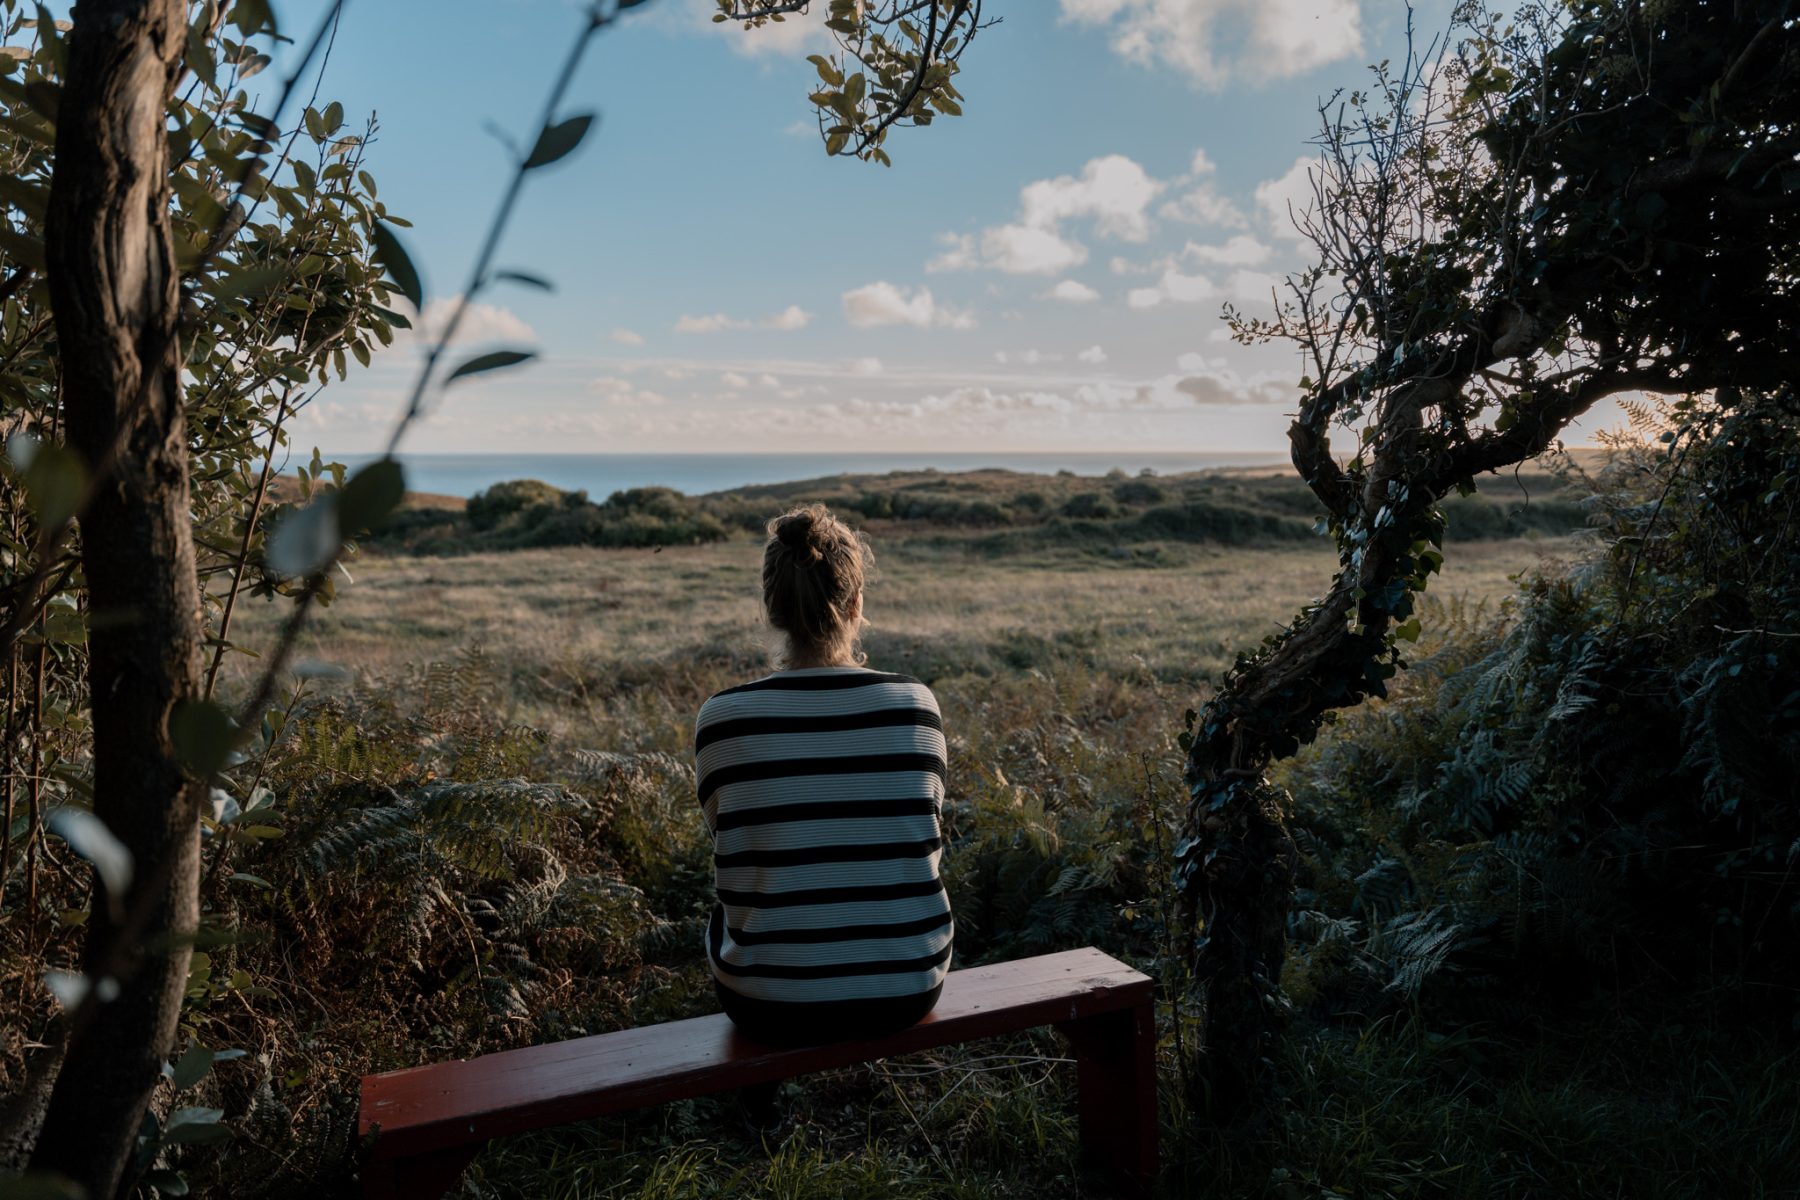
1057;1001;1158;1196
363;1143;483;1200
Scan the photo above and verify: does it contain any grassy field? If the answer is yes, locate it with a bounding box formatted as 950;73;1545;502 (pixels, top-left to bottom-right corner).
209;473;1654;1199
203;468;1800;1198
231;524;1579;738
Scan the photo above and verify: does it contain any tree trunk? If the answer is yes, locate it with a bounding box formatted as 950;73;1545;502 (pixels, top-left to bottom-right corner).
1178;382;1438;1112
29;2;203;1195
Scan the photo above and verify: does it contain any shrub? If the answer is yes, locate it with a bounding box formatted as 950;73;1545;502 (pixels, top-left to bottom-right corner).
1277;393;1800;1021
1061;492;1122;520
467;479;567;530
1112;478;1166;506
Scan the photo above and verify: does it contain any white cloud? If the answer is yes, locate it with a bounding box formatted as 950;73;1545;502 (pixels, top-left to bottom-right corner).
1078;344;1109;364
674;312;749;334
766;304;813;331
930;154;1163;277
927;233;979;273
841;282;975;329
588;376;667;408
1160;184;1248;227
758;373;782;388
610;327;645;346
1019;155;1164;241
1167;352;1291;403
406;297;536;348
674;304;815;334
1224;268;1282;299
848;356;884;376
1183;235;1273;266
1127;267;1218;308
1158;143;1249;227
720;371;751;389
1059;0;1365;90
1043;279;1101;303
1255;155;1319;241
977;224;1089;275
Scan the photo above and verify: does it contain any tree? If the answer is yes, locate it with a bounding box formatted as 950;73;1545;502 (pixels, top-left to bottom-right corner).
716;0;988;164
1;1;402;1190
1177;0;1798;1108
26;1;217;1187
3;0;686;1187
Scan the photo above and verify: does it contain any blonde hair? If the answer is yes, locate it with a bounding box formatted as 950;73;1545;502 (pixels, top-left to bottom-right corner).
762;503;871;667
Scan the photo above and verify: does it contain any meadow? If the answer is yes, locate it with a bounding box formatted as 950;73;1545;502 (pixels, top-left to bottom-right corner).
196;460;1798;1199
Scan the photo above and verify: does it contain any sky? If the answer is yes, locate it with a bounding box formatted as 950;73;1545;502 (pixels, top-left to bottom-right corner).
233;0;1623;456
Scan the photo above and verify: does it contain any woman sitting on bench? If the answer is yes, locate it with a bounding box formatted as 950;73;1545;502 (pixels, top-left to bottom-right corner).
694;503;953;1048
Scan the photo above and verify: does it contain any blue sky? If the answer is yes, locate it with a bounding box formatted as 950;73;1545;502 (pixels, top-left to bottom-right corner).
241;0;1620;455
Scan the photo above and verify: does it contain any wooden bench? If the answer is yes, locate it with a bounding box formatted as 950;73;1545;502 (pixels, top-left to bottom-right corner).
359;946;1157;1197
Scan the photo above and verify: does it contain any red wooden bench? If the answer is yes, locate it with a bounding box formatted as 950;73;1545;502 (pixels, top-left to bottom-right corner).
359;946;1157;1197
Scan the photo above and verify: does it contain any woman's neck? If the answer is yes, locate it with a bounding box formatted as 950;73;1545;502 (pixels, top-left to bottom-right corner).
783;645;857;670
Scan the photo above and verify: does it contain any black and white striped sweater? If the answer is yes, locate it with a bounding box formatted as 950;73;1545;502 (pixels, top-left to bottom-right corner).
694;666;953;1004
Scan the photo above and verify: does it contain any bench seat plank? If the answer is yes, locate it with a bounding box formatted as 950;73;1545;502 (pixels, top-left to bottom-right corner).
361;946;1150;1161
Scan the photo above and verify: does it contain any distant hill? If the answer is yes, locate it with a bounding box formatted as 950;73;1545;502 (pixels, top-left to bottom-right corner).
360;458;1593;558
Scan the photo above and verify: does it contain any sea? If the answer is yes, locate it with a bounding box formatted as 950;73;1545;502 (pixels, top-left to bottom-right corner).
331;452;1287;502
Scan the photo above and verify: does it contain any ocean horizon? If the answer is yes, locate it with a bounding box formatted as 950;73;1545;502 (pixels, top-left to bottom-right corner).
329;451;1289;502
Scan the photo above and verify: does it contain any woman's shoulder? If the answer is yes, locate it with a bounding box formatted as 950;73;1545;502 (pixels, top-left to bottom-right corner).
697;668;936;721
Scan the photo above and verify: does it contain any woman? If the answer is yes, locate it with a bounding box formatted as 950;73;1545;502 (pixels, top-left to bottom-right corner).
694;503;952;1047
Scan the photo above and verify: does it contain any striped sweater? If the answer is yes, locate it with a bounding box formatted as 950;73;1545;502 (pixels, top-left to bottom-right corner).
694;666;953;1004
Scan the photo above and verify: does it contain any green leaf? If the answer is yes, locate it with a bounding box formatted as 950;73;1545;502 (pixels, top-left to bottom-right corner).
369;222;422;313
524;113;596;169
33;5;63;74
21;79;57;122
171;1040;214;1090
6;433;86;530
45;808;132;897
228;872;272;889
493;270;554;292
170;699;236;778
185;18;216;89
336;457;406;536
231;0;274;37
211;263;287;301
322;100;344;135
445;349;536;385
162;1106;229;1145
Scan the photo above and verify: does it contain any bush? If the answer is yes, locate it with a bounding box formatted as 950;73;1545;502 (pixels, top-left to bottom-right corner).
1112;478;1166;506
467;479;566;530
1060;492;1122;520
1276;393;1800;1021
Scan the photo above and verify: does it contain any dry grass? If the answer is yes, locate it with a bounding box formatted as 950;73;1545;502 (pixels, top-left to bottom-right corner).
225;531;1582;734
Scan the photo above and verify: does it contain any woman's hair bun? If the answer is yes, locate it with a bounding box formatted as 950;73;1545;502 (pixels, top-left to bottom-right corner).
774;510;817;550
762;504;871;666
